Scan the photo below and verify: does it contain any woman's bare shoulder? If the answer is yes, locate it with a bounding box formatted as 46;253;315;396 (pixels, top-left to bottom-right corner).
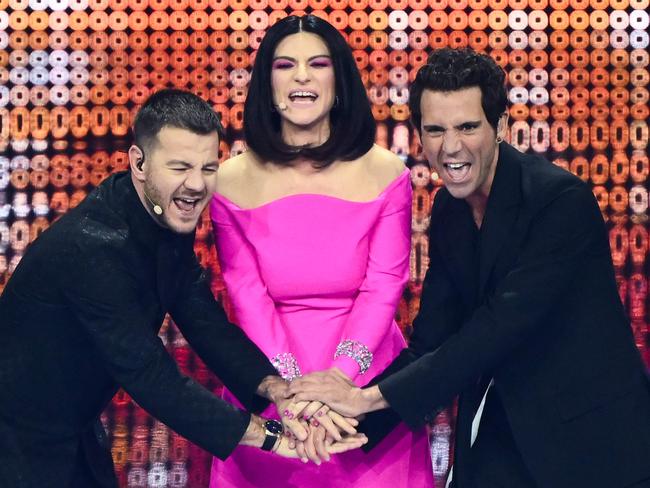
215;151;259;200
363;144;406;185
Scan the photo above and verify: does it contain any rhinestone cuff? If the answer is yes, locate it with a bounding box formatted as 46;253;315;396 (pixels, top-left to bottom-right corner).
270;352;302;382
334;340;373;375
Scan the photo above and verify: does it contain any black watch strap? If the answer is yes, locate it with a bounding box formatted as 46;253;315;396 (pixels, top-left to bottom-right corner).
261;432;278;451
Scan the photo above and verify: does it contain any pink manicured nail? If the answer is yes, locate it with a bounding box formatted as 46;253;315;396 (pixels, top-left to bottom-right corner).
283;409;290;416
312;420;319;427
288;413;294;419
317;411;324;417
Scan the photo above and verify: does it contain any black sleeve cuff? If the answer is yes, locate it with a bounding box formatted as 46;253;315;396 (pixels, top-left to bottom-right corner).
359;407;402;452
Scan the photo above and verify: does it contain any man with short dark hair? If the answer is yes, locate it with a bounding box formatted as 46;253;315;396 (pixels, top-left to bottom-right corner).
0;89;365;488
289;49;650;488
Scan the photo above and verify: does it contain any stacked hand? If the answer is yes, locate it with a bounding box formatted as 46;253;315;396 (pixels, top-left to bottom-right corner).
288;368;369;418
257;374;368;464
278;398;361;464
279;366;389;463
271;423;368;461
242;412;367;462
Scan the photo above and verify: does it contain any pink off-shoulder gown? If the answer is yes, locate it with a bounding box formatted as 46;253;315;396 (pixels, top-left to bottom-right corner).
208;169;434;488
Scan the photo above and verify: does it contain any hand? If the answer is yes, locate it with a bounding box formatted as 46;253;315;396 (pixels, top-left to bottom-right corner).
294;423;330;465
289;368;387;417
261;378;359;441
276;397;310;441
257;375;290;405
257;376;310;441
275;397;357;443
238;414;310;459
298;401;359;441
284;424;368;464
288;368;362;417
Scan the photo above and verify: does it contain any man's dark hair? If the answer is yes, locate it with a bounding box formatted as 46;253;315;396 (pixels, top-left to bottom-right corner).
409;48;507;133
244;15;375;168
133;89;223;157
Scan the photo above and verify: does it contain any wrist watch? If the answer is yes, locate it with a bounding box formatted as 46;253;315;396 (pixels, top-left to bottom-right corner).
261;419;283;451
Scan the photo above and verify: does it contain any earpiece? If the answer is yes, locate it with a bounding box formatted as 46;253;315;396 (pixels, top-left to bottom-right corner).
134;154;163;216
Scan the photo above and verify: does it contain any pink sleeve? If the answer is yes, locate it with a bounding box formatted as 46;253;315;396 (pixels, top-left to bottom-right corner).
210;199;301;381
332;173;412;383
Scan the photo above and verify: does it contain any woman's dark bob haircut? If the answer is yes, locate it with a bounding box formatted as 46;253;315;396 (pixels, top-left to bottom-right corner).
244;15;376;168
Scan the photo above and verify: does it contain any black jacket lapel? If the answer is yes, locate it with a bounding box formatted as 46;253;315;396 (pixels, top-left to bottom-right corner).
478;145;523;300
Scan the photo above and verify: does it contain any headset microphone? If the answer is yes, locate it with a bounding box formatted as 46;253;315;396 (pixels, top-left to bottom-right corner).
144;192;164;216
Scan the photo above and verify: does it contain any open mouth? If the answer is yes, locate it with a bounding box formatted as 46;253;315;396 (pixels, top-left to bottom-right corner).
443;162;471;182
289;90;318;103
173;197;201;214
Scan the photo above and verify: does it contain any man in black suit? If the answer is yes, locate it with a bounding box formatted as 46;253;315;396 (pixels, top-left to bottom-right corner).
0;89;364;487
290;49;650;488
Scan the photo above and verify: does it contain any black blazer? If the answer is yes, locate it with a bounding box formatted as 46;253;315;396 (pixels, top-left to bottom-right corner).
0;173;276;488
362;144;650;488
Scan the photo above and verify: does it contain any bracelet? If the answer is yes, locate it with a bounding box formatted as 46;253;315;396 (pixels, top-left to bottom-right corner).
335;340;373;375
270;352;301;382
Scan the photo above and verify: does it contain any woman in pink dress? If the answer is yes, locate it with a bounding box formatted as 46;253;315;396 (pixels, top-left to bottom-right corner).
209;15;434;488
